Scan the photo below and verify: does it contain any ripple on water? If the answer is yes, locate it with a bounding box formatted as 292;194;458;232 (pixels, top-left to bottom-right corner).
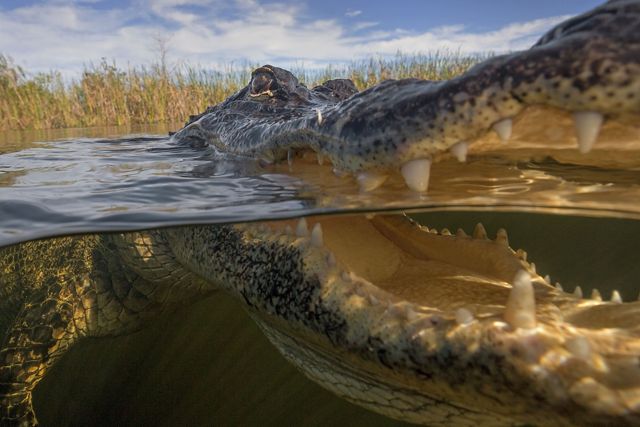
0;126;639;246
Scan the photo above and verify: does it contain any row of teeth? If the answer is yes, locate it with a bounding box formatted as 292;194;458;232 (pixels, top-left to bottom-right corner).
256;216;635;337
292;111;604;193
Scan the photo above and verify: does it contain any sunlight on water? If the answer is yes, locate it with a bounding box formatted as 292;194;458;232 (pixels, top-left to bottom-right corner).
0;123;639;246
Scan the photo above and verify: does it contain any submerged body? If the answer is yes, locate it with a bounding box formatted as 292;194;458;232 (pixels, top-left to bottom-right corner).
2;1;640;425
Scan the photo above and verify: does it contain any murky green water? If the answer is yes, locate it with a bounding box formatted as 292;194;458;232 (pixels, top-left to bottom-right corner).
1;125;639;425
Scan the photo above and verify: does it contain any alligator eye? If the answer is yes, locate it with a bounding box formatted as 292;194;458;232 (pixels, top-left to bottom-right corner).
250;73;274;97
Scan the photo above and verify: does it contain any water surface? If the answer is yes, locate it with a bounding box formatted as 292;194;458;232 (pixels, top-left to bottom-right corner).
1;124;639;247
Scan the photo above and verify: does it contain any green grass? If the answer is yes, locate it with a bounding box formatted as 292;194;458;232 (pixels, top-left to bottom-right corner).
0;52;483;131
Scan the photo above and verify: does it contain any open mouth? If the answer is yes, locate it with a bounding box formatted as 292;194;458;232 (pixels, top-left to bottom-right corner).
237;213;640;425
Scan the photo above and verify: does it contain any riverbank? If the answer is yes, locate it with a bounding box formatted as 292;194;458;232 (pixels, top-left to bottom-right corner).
0;52;482;131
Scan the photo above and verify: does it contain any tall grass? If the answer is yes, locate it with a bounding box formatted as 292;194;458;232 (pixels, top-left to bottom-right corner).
0;52;483;131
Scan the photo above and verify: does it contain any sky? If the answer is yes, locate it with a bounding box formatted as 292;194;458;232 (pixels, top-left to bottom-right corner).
0;0;602;78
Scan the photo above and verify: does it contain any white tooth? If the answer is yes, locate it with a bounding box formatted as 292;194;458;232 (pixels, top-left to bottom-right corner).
406;307;420;321
591;288;602;301
455;308;474;325
317;152;324;165
530;262;537;274
455;228;468;238
611;290;622;304
504;270;536;329
543;274;550;283
516;249;527;261
287;150;293;167
566;336;591;360
473;223;488;239
327;252;336;266
400;158;432;192
441;228;452;236
573;286;583;298
333;168;347;177
449;141;469;162
492;118;512;142
316;108;323;125
573;111;603;154
311;223;323;247
495;228;509;246
555;282;564;292
296;218;309;237
357;171;388;192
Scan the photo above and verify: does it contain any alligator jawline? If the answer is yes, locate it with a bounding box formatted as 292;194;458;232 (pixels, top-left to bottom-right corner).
234;214;640;426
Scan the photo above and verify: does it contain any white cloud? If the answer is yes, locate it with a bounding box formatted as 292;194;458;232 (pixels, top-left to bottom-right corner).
345;9;362;17
0;0;570;79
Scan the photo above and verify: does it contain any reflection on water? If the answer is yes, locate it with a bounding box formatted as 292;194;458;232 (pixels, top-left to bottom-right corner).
0;122;639;247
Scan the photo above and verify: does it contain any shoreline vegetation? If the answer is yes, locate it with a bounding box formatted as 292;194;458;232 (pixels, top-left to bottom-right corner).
0;52;483;132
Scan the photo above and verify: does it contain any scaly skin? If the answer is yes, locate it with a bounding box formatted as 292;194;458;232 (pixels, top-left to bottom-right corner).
1;216;639;426
2;1;640;425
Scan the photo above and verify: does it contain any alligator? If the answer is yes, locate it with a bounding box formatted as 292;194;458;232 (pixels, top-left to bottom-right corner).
2;0;640;425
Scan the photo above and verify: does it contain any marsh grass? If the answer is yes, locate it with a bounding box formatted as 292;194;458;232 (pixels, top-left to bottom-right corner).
0;52;484;131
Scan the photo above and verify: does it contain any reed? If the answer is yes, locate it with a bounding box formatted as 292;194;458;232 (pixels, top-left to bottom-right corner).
0;51;483;131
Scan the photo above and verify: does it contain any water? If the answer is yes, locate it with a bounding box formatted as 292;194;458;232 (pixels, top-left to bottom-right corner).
1;123;639;247
1;125;639;425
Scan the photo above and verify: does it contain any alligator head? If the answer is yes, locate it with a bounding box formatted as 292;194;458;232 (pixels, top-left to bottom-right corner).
1;1;640;426
173;0;640;193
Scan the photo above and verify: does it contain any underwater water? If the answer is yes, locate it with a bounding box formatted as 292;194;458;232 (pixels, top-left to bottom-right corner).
1;126;639;425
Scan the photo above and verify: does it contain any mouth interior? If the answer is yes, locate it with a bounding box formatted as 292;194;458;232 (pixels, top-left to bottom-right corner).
303;215;526;314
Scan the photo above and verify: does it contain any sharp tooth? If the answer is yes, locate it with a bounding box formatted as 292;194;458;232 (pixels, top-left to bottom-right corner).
473;223;488;239
287;150;293;167
566;336;591;359
555;282;564;292
357;171;388;192
400;158;432;192
544;275;551;283
316;108;323;125
449;141;469;162
591;288;602;301
296;218;309;237
495;228;509;246
516;249;527;261
573;286;583;298
368;294;380;305
504;270;536;329
492;118;512;142
456;228;468;237
333;168;347;177
611;290;622;304
455;308;474;325
311;223;323;247
441;228;452;236
573;111;603;153
327;252;336;266
530;262;537;274
406;307;419;321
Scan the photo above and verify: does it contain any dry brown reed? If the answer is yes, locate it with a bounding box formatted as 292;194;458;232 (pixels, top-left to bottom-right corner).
0;51;483;131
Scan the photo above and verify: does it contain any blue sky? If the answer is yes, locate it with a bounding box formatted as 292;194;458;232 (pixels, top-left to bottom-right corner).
0;0;602;77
